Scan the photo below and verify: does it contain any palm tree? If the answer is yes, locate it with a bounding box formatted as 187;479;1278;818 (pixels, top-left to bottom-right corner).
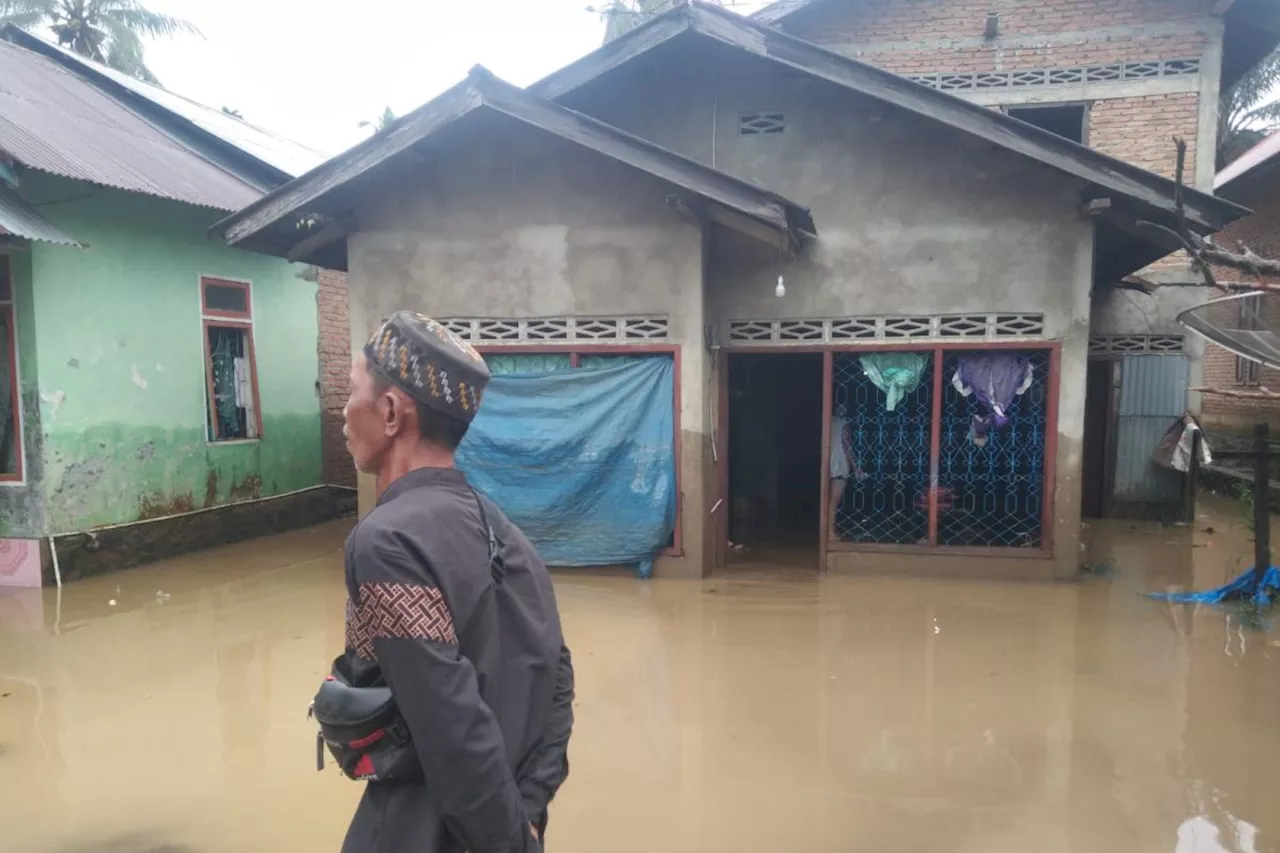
1219;46;1280;170
0;0;200;84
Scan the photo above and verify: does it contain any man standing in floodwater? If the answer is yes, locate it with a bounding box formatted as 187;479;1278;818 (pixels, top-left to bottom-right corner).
334;311;574;853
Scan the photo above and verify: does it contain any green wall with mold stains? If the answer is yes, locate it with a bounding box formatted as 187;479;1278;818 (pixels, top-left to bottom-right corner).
24;173;322;534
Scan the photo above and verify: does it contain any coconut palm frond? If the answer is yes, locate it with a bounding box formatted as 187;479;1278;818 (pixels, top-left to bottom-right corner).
102;0;202;40
1219;45;1280;168
1;0;198;81
100;14;157;82
1240;99;1280;128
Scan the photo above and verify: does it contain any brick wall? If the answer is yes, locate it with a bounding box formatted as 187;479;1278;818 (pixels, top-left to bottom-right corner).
317;268;355;487
784;0;1215;69
782;0;1214;184
1201;177;1280;425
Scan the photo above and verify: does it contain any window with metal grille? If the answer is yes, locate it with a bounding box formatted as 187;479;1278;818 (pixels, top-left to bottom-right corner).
831;347;1051;550
201;277;262;441
739;111;785;135
1237;294;1262;386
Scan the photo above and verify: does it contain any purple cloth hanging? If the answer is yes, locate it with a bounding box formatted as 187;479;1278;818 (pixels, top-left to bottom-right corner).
951;354;1034;446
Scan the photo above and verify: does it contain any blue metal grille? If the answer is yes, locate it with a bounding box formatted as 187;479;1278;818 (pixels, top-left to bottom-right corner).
938;350;1049;547
832;352;933;544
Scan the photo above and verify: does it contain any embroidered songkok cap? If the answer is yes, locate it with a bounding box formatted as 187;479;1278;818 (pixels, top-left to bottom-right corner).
364;311;489;424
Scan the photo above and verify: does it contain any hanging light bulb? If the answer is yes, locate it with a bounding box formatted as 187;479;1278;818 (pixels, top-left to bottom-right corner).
775;274;786;298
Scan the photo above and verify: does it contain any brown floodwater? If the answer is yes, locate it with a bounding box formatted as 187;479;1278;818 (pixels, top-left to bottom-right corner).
2;496;1279;853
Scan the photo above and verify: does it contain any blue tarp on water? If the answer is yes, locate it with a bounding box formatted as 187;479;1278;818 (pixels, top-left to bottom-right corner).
456;358;676;576
1148;566;1280;607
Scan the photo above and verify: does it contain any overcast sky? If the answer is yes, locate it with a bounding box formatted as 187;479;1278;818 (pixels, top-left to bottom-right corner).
139;0;771;157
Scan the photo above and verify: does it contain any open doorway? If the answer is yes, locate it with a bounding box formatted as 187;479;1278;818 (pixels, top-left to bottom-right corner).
1082;358;1117;518
726;353;824;567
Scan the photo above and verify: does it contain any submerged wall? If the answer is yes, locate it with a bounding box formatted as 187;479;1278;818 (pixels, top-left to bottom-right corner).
25;174;323;534
562;47;1095;579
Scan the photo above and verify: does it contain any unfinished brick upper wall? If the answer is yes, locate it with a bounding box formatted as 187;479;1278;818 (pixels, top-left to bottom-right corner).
317;267;356;488
1088;93;1198;177
782;0;1215;69
1200;174;1280;424
780;0;1214;181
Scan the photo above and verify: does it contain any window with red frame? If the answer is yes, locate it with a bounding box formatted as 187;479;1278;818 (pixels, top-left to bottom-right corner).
201;277;263;441
1;255;21;480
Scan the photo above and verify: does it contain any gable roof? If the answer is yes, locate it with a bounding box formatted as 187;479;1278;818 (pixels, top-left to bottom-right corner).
2;26;328;180
0;36;265;211
211;67;815;268
532;1;1245;238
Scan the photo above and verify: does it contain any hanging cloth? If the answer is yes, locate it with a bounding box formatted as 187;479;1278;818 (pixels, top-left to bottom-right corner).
1152;412;1212;472
860;352;928;412
951;354;1034;446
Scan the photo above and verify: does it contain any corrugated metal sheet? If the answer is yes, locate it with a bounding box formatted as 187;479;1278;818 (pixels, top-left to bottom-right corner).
0;40;263;211
0;183;80;245
29;36;329;178
1114;355;1188;505
1118;354;1189;417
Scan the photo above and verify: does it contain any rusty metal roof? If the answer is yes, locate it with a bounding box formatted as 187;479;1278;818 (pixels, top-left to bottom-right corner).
10;30;328;179
0;183;80;246
0;38;264;211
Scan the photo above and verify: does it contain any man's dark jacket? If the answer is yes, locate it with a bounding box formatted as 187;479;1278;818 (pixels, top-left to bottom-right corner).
339;467;574;853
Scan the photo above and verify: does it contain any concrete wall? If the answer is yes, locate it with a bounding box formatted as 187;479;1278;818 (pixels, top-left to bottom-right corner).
561;51;1094;579
346;113;712;577
23;173;323;535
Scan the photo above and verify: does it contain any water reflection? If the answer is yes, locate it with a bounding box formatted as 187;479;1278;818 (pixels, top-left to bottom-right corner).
0;498;1278;852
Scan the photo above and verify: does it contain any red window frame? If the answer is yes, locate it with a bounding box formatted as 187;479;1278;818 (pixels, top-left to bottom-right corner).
201;276;264;441
1;254;22;482
201;276;253;320
474;344;683;558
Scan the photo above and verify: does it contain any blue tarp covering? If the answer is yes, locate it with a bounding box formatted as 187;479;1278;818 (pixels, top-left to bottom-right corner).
1148;566;1280;607
457;358;676;576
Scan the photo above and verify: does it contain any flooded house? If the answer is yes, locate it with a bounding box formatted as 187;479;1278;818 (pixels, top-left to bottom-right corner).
215;2;1248;581
0;27;341;586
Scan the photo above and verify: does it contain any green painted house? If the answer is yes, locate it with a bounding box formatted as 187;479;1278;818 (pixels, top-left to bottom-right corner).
0;27;339;585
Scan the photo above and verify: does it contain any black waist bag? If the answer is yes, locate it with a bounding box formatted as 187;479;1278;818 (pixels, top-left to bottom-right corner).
310;664;423;783
313;487;505;784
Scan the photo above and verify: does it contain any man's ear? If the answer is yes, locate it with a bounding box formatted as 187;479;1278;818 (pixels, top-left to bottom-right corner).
382;388;417;437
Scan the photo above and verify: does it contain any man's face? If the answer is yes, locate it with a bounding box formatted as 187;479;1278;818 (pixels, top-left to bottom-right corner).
344;352;395;473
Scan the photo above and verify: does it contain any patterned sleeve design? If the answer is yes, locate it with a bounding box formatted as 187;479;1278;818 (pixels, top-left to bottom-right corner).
345;582;458;660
